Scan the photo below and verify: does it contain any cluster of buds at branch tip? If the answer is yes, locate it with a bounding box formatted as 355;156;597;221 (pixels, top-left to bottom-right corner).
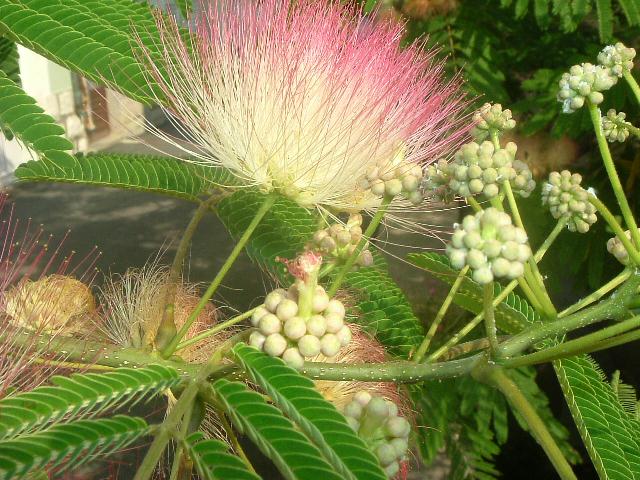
472;103;516;141
557;63;617;113
447;208;531;284
308;214;373;268
598;42;636;78
602;110;631;143
251;253;351;368
607;229;640;265
542;171;597;233
432;141;535;200
344;391;410;478
359;145;424;204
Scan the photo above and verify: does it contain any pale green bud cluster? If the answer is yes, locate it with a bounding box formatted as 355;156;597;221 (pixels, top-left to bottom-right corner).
602;109;630;143
343;391;410;478
424;159;455;203
472;103;516;141
309;214;373;267
557;63;617;113
512;160;536;198
360;147;424;204
249;284;352;368
447;208;531;284
448;141;518;199
541;171;597;233
606;229;639;265
598;43;636;78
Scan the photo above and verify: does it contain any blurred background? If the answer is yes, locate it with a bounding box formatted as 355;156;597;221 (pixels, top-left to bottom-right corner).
1;0;639;478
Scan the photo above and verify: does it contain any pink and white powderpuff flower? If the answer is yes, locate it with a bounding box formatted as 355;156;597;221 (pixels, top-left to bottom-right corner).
136;0;470;213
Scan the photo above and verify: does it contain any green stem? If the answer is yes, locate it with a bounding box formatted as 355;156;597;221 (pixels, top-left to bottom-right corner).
219;408;257;474
162;195;277;357
328;196;392;296
535;218;567;262
623;70;640;105
484;283;499;355
473;365;577;480
168;394;198;480
134;382;199;480
413;266;470;362
585;328;640;353
498;274;640;358
614;119;640;139
467;195;483;212
588;102;640;249
426;279;518;362
501;316;640;368
175;307;257;352
156;197;218;350
518;276;546;313
588;194;640;265
558;268;632;318
301;354;480;383
318;262;336;279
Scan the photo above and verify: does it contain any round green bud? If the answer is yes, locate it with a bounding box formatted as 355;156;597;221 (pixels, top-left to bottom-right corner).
346;417;360;431
402;175;420;192
385;179;403;197
448;248;466;270
297;334;321;357
249;331;266;349
320;333;341;357
390;437;409;457
344;401;363;419
264;290;284;313
367;397;390;419
472;266;493;285
376;444;397;466
263;333;287;357
371;179;386;196
282;347;304;369
312;288;330;313
463;231;482;249
284;316;307;340
336;325;352;346
251;305;269;327
276;298;299;321
307;314;327;337
385;416;410;438
354;390;372;406
324;312;345;333
386;400;399;418
259;313;282;335
384;461;400;478
325;299;346;318
466;249;486;270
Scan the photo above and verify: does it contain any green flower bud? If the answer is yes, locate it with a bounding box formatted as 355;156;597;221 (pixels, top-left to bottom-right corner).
312;287;330;313
384;462;400;478
602;109;630;143
367;397;390;419
598;42;636;77
385;416;410;438
345;401;363;419
297;334;321;357
558;63;616;113
249;331;266;349
472;103;516;141
282;347;304;369
354;391;372;406
276;298;299;321
376;444;397;466
320;333;341;357
307;314;327;337
251;305;269;327
607;229;639;265
542;170;597;233
264;290;285;312
259;313;282;335
263;333;287;357
336;325;352;346
284;316;307;340
325;299;346;318
324;312;345;333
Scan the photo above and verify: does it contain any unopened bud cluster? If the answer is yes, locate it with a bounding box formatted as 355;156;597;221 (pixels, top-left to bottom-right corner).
602;110;630;143
344;391;410;478
598;43;636;78
447;208;531;284
557;63;616;113
606;229;639;265
472;103;516;141
360;147;424;204
249;284;351;368
541;171;597;233
447;141;518;199
309;214;373;267
512;160;536;198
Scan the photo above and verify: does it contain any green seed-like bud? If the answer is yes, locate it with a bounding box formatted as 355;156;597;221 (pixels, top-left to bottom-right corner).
259;313;282;335
368;397;390;419
284;316;306;340
385;416;410;438
307;314;327;337
264;290;285;312
345;400;363;419
324;312;344;333
263;333;287;357
297;334;321;357
276;298;299;321
325;299;346;318
249;331;266;349
336;325;352;346
320;333;341;357
282;347;304;369
376;444;397;466
251;305;269;327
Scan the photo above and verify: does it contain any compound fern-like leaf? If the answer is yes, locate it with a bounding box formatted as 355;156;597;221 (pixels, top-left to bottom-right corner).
183;432;261;480
211;380;343;480
0;364;180;440
0;415;150;479
231;343;387;480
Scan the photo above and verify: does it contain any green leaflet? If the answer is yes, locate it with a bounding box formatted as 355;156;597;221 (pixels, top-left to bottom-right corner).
0;70;74;162
0;364;180;440
15;153;238;201
407;252;539;334
555;354;640;479
231;343;387;480
595;0;614;41
0;37;19;85
183;432;261;480
217;190;424;356
0;415;150;479
211;380;343;480
0;0;157;103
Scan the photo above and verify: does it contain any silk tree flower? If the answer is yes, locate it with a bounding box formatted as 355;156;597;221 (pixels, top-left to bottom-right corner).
137;0;469;213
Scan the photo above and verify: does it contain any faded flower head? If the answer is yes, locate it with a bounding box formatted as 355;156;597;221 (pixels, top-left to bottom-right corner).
598;42;636;78
607;229;639;265
139;0;469;212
